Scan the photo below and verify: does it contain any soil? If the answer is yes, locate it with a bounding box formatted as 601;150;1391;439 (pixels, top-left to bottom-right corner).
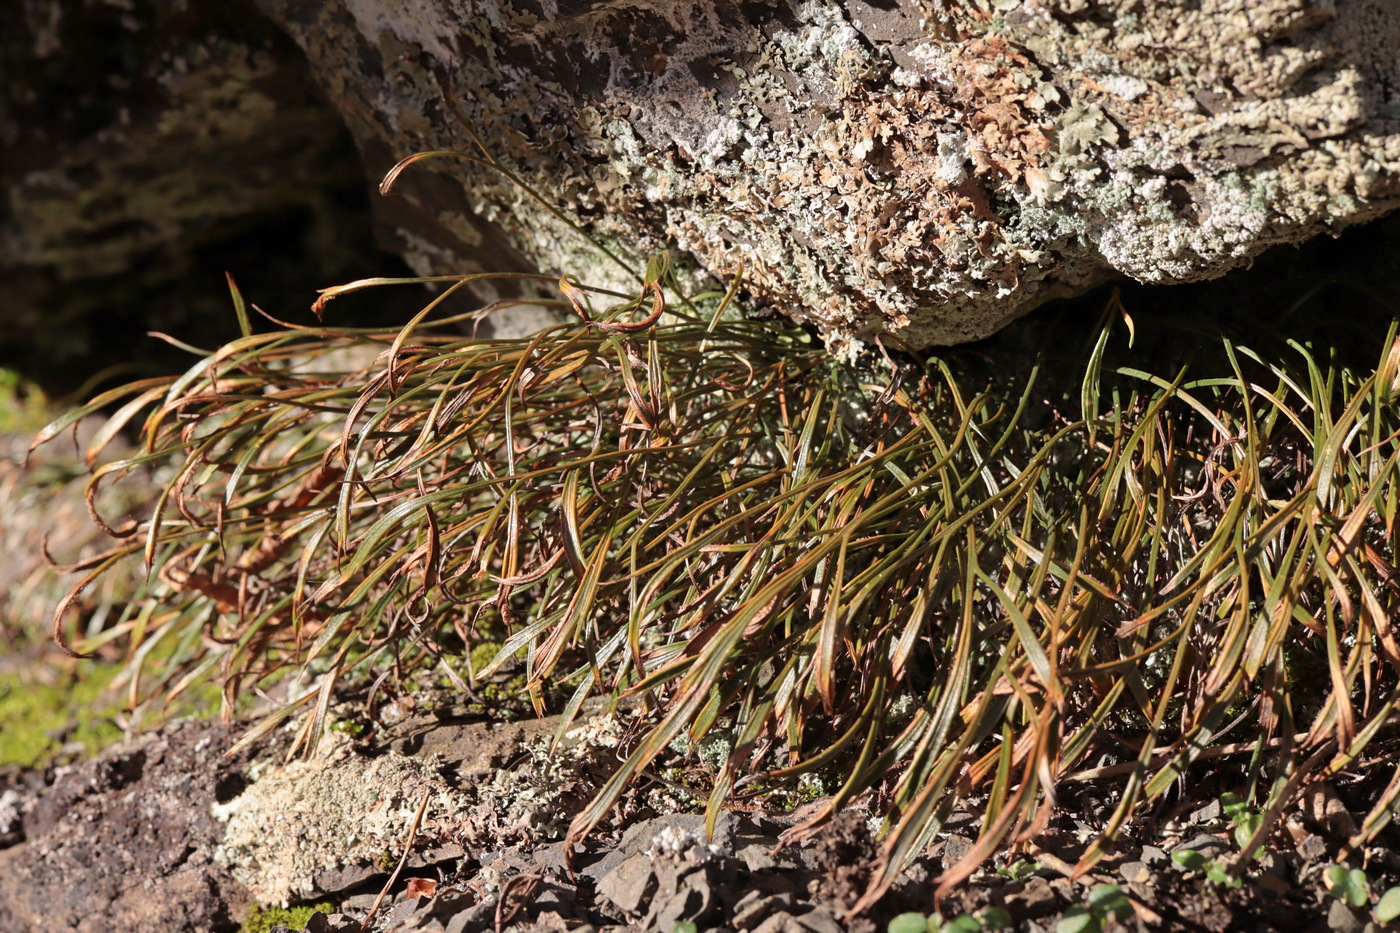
0;704;1395;933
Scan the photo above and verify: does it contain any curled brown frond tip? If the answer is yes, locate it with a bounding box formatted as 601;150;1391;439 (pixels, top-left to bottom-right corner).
52;256;1400;895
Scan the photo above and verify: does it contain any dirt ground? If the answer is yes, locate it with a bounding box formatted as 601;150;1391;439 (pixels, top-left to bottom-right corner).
1;699;1396;933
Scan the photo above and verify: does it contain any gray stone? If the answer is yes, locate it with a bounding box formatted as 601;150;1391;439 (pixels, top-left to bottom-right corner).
731;890;768;931
736;838;784;873
752;912;809;933
1190;799;1222;823
938;834;976;869
252;0;1400;352
530;884;577;916
0;789;23;849
1327;899;1366;933
650;880;716;932
0;722;255;933
1002;876;1058;917
311;860;382;897
1118;861;1149;884
378;896;432;931
794;907;845;933
442;902;495;933
1139;845;1169;866
1174;833;1231;860
733;890;798;932
584;812;740;881
306;913;364;933
1298;833;1331;863
0;0;387;394
595;853;658;917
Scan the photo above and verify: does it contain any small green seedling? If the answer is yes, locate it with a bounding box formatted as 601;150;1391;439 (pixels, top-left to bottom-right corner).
1376;886;1400;924
1325;865;1370;908
1319;869;1400;924
996;860;1041;882
1219;792;1265;852
888;906;1011;933
888;913;933;933
1056;885;1133;933
978;907;1013;931
673;922;699;933
1172;848;1242;888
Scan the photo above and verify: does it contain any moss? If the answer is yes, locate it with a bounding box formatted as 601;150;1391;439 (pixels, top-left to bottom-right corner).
0;369;52;435
239;902;335;933
376;847;398;872
0;662;124;768
480;671;528;703
468;640;503;676
329;717;365;737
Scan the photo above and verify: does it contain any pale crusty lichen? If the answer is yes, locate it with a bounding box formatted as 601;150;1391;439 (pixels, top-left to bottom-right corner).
212;738;463;907
211;714;629;907
262;0;1400;350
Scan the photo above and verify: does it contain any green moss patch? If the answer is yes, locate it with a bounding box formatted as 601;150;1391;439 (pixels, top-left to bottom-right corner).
0;662;124;768
239;902;335;933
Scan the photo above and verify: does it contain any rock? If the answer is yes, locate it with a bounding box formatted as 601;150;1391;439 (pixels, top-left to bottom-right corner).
1257;849;1290;881
384;713;560;778
1297;833;1331;863
252;0;1400;352
1001;877;1060;918
737;838;785;873
0;787;23;847
211;736;468;906
1173;833;1231;860
595;853;658;917
1304;782;1361;839
582;811;739;881
1118;861;1150;884
795;906;845;933
649;877;717;932
733;890;788;931
753;912;811;933
441;901;495;933
379;896;434;931
1327;899;1366;933
0;722;254;933
938;834;977;869
311;859;383;897
305;912;364;933
1190;799;1223;824
1139;845;1169;867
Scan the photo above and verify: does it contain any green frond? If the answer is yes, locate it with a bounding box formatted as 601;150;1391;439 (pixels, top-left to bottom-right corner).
37;256;1400;908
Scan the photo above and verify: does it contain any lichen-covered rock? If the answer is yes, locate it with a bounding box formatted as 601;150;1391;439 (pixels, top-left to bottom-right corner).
252;0;1400;352
212;740;464;906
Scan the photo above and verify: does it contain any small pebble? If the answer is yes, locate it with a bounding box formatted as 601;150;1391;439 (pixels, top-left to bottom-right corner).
1139;845;1169;866
1326;899;1364;933
1119;861;1149;884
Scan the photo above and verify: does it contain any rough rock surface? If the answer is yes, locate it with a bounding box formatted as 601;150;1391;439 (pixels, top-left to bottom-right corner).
249;0;1400;353
0;721;254;933
0;700;1393;933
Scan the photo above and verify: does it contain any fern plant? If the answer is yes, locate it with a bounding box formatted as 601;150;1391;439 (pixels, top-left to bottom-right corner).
34;180;1400;909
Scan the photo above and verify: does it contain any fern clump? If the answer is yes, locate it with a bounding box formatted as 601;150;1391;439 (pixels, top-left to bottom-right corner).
35;249;1400;907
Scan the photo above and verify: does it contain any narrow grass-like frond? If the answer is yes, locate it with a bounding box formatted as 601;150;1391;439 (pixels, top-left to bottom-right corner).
38;264;1400;907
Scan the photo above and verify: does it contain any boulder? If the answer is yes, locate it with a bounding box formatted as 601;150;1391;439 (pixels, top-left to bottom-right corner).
248;0;1400;352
